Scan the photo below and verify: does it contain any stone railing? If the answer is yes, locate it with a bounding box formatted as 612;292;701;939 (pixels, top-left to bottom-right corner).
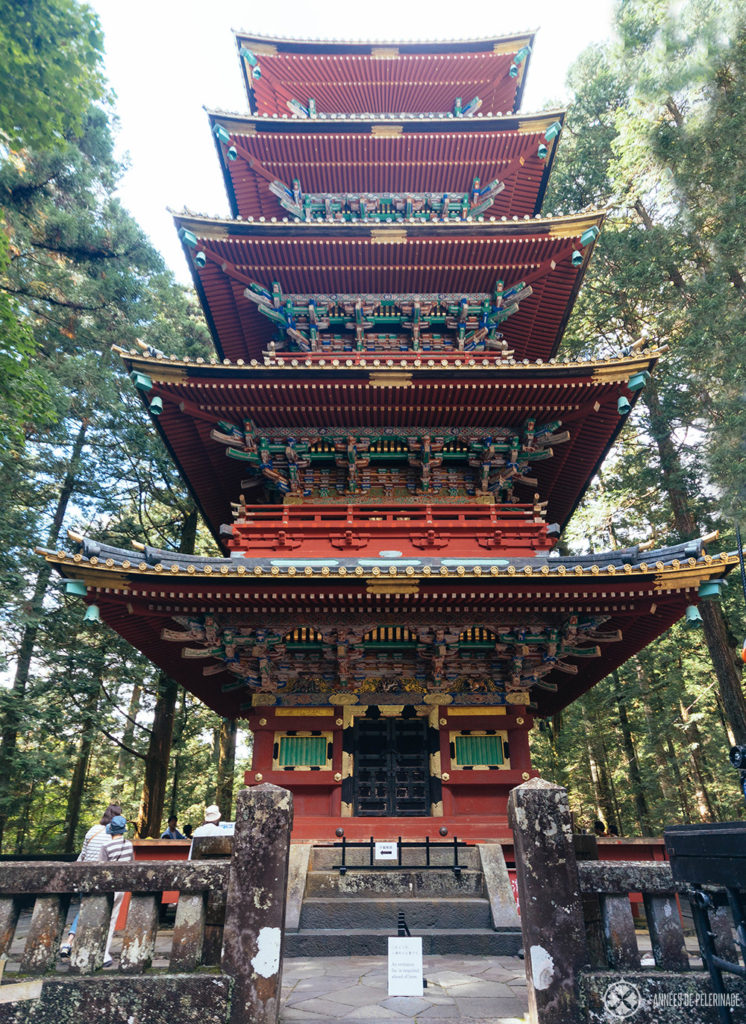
0;784;292;1024
508;779;746;1024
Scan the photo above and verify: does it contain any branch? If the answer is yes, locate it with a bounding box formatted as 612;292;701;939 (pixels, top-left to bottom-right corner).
99;679;152;736
29;239;125;262
59;680;147;760
0;283;105;313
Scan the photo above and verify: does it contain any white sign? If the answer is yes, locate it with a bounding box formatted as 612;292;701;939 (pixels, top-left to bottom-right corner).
388;936;423;996
374;841;398;860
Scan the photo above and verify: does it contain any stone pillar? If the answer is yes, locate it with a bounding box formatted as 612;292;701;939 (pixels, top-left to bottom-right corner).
508;778;587;1024
222;784;294;1024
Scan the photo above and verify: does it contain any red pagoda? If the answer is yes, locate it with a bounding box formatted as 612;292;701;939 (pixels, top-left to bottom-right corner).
43;32;734;841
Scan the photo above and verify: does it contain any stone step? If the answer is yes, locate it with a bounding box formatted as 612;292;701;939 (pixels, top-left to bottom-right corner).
305;868;485;899
284;927;523;958
309;844;482;871
300;896;493;931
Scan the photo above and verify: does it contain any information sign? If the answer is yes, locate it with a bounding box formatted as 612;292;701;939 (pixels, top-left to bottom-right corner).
387;936;423;996
374;841;398;860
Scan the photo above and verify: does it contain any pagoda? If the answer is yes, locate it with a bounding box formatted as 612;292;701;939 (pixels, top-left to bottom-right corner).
42;32;735;841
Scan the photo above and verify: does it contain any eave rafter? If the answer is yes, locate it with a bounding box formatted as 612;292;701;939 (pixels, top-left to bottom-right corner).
112;346;659;540
233;32;537;117
206;107;566;222
211;116;563;224
171;211;605;363
39;536;734;716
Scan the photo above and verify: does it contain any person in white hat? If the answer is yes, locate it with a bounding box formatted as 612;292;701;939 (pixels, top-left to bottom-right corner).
191;804;223;837
188;804;225;859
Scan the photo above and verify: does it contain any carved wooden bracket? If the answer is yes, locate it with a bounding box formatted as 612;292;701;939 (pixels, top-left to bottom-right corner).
329;531;371;550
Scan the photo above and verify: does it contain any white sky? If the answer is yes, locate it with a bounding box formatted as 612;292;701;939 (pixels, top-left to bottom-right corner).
89;0;615;283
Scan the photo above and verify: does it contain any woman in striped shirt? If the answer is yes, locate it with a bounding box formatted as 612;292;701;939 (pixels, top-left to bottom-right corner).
99;815;134;966
60;803;123;959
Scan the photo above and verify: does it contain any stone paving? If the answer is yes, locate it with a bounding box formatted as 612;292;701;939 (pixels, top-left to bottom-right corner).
7;910;529;1022
279;955;529;1023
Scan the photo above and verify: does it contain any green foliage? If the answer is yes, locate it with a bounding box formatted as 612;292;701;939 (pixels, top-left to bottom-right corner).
0;0;108;150
533;0;746;831
0;17;233;851
0;232;48;453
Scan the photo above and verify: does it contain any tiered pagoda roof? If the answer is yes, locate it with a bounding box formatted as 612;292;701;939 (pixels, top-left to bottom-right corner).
234;33;536;116
175;212;603;363
116;347;658;544
45;30;732;733
208;109;564;221
40;536;735;717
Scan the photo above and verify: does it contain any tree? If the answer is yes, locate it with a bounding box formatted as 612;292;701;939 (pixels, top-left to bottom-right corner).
0;99;216;849
545;0;746;745
0;0;107;150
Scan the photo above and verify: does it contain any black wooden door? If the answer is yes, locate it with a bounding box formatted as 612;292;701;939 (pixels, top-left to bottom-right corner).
353;718;430;816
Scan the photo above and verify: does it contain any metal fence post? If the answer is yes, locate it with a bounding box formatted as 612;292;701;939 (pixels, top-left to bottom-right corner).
221;784;294;1024
508;778;587;1024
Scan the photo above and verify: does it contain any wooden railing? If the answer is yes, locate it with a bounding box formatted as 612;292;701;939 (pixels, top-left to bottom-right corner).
508;779;746;1024
0;784;292;1024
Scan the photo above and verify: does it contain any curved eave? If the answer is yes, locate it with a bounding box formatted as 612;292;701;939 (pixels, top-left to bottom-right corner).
233;31;537;52
173;210;606;364
233;32;536;118
117;349;658;546
41;541;736;718
206;108;566;221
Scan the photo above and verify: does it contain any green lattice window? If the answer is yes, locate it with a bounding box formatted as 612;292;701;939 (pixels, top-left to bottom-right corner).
453;733;505;767
276;734;330;768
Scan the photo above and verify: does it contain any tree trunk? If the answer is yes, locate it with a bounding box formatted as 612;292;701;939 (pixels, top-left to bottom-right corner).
581;704;617;830
168;689;189;819
112;681;143;802
135;673;179;838
0;418;89;852
592;733;620;833
634;660;677;813
205;726;221;805
13;779;36;856
215;718;237;820
134;507;198;838
62;683;100;853
698;601;746;745
714;692;736;748
585;689;622;832
678;698;717;822
611;670;653;834
665;735;693;823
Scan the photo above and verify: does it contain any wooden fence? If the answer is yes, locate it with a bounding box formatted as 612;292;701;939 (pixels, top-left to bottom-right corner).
508;778;746;1024
0;784;293;1024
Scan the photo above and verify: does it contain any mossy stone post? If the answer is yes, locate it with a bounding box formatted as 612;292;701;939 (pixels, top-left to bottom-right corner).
508;778;587;1024
222;784;293;1024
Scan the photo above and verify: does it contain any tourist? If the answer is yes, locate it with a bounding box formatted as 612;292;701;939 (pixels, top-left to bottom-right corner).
593;819;607;837
191;804;223;838
188;804;223;858
59;802;123;959
160;815;185;839
99;814;134;967
183;823;193;839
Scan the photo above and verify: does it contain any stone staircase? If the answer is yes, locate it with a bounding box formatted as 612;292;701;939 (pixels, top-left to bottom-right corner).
284;842;522;956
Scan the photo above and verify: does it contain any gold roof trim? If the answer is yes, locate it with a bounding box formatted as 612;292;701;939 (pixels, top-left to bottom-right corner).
116;348;661;381
40;547;738;586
